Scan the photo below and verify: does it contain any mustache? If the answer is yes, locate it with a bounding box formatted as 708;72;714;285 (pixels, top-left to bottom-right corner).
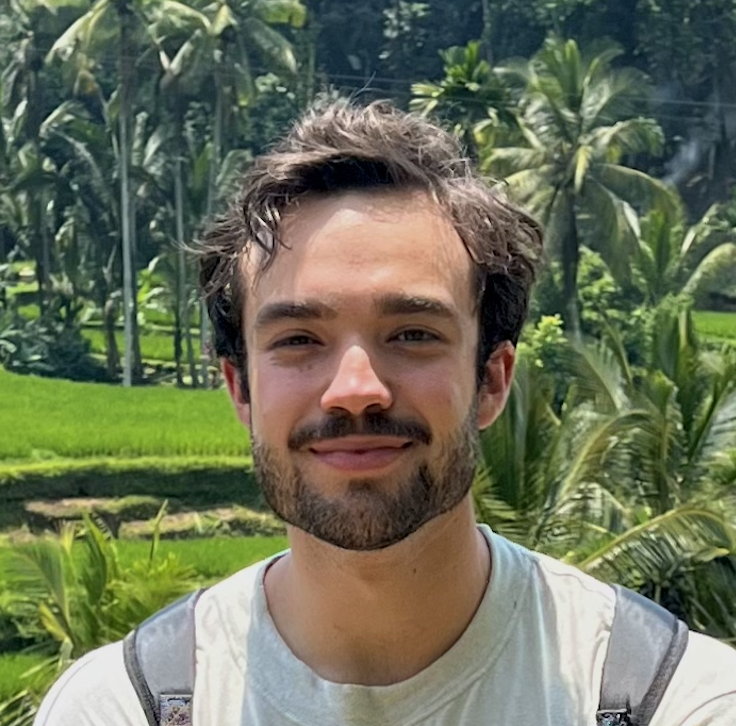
288;412;433;449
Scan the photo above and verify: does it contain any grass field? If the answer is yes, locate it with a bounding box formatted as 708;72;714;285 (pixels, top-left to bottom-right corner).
0;369;248;460
115;536;288;578
82;327;177;363
692;310;736;342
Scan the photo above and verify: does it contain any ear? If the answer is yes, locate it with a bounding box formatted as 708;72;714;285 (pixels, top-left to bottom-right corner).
477;341;515;431
221;358;252;430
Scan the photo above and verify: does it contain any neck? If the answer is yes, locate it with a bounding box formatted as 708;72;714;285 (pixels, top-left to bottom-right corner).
264;497;491;686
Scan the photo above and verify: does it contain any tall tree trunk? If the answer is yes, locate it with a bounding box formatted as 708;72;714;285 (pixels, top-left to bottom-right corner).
561;189;581;338
119;6;134;387
103;296;121;378
480;0;493;66
199;63;224;388
174;124;198;388
130;191;144;381
102;247;120;378
31;194;47;315
173;295;183;387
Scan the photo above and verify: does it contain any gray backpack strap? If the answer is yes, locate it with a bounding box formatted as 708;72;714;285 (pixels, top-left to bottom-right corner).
596;585;689;726
123;589;206;726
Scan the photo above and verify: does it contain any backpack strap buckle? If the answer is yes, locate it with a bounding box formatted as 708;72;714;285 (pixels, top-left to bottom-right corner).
160;694;193;726
596;709;631;726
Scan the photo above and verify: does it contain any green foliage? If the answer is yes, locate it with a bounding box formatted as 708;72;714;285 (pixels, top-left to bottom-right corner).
81;326;176;363
411;40;516;155
636;0;736;88
0;311;109;382
0;655;51;702
632;203;736;309
0;531;287;718
477;300;736;636
485;35;676;332
2;515;199;657
124;536;287;579
0;368;248;460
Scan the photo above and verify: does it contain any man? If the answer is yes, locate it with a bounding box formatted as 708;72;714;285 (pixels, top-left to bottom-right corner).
36;101;736;725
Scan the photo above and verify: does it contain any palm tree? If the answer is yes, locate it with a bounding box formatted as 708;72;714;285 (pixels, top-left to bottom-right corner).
476;308;736;637
410;40;517;158
34;99;124;377
486;36;677;335
474;351;646;559
633;200;736;308
47;0;210;385
160;0;306;385
1;0;69;314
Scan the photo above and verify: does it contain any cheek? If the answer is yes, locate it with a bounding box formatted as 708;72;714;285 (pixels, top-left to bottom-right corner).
402;362;475;426
249;361;317;438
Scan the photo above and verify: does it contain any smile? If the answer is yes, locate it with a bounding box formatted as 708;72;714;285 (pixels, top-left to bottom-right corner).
307;437;414;472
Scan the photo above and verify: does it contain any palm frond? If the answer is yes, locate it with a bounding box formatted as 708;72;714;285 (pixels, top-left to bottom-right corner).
681;243;736;301
565;337;630;411
577;177;639;282
487;146;549;174
46;0;113;62
596;163;678;220
239;17;297;74
252;0;307;28
494;166;558;212
588;117;664;160
577;506;736;586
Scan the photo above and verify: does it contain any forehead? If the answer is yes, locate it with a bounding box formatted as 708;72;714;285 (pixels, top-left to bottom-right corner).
243;190;476;319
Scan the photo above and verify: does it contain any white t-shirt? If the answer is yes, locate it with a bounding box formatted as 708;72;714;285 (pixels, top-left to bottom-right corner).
34;526;736;725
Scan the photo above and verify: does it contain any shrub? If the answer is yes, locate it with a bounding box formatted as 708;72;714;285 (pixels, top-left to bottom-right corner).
1;516;200;657
0;312;110;383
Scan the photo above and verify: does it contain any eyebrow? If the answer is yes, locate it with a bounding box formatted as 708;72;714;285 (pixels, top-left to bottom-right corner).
254;293;457;330
255;300;337;329
375;293;457;320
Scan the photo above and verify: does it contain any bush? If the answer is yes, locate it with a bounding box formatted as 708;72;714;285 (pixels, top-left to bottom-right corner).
0;312;110;383
1;517;200;658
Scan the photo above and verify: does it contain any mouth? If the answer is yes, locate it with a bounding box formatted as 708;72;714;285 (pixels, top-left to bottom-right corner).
307;436;415;472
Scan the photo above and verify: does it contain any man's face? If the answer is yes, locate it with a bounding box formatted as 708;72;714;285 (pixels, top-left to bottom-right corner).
223;190;514;550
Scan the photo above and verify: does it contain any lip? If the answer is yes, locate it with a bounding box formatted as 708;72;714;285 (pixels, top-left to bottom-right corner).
307;437;414;472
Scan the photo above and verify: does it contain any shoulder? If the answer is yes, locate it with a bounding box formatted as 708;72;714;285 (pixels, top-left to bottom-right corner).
487;529;616;624
195;554;283;661
34;641;147;726
652;632;736;725
196;554;278;622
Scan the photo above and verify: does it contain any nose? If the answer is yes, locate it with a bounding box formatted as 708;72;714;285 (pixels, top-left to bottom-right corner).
320;344;392;416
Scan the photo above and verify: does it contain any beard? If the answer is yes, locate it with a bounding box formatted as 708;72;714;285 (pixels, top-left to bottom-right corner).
251;407;479;551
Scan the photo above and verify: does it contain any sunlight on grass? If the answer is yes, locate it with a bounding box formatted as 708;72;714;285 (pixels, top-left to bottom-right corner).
115;536;289;579
0;369;248;460
693;311;736;343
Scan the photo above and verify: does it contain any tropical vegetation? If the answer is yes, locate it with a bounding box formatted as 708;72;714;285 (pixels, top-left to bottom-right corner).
2;0;736;722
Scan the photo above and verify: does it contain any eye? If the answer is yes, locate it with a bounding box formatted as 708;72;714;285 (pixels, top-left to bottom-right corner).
393;329;439;343
272;334;319;348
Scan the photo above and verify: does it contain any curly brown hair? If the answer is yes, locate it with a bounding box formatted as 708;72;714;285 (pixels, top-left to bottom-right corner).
199;99;543;383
